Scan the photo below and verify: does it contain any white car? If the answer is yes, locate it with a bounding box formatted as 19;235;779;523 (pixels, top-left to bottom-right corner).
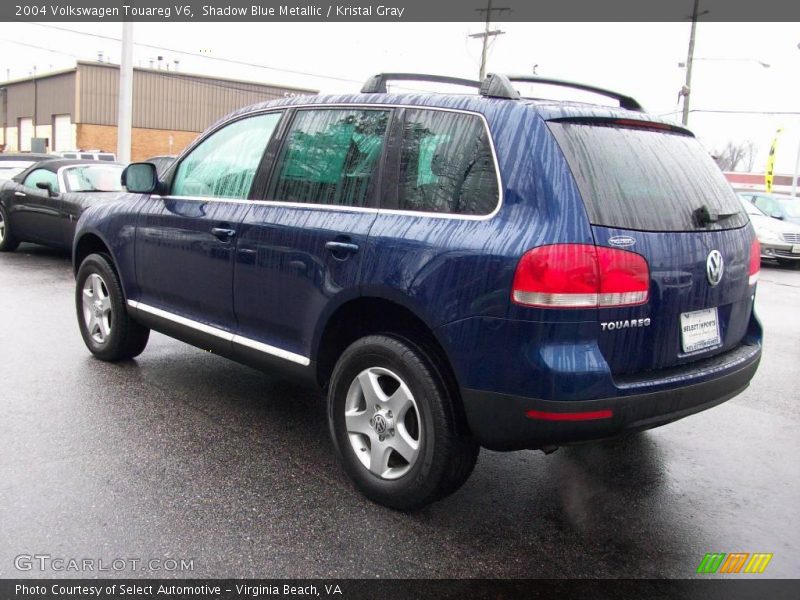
740;197;800;266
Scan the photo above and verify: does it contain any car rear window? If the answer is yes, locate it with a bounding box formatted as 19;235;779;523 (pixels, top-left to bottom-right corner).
548;121;748;232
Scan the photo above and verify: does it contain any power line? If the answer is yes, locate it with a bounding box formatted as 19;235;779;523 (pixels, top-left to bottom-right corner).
23;23;362;85
0;37;85;60
657;108;800;117
0;38;319;101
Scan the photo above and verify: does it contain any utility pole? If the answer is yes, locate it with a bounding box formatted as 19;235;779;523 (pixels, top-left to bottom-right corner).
469;0;509;81
32;66;37;144
680;0;707;127
117;21;134;163
793;42;800;197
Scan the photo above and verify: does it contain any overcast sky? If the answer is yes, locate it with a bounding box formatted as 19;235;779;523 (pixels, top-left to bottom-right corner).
1;21;798;172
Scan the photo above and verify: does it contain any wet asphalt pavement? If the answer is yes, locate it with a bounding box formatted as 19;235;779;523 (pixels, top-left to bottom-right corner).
0;244;798;579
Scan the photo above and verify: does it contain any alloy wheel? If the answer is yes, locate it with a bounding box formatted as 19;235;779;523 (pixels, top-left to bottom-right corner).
344;367;422;480
82;273;112;344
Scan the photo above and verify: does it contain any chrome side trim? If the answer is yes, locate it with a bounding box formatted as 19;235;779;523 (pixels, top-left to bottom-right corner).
230;334;310;366
127;300;310;367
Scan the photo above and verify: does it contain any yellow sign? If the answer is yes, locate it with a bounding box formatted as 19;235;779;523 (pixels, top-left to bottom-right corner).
765;128;782;192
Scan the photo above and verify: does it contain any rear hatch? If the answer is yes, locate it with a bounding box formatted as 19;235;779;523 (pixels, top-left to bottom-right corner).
548;118;757;375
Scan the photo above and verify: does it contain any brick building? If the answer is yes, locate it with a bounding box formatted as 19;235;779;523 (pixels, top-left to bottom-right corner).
0;61;316;160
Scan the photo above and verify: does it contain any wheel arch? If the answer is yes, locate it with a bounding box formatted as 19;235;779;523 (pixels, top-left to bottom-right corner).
314;296;465;416
73;231;116;276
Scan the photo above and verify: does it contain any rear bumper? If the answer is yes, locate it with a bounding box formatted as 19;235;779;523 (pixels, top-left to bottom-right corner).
461;342;760;451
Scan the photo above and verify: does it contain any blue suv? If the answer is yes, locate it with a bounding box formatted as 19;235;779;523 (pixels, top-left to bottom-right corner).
73;73;762;509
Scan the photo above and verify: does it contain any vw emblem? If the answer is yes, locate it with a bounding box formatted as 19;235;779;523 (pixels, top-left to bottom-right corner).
372;414;387;434
706;250;724;286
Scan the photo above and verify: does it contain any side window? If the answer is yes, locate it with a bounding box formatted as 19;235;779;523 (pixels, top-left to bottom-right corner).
398;109;499;216
270;108;390;207
23;169;59;193
172;112;282;199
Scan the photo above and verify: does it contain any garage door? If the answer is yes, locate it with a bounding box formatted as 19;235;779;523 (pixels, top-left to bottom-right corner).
53;114;73;152
18;118;33;152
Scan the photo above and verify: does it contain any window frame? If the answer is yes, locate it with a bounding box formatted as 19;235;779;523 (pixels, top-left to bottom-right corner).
158;103;503;222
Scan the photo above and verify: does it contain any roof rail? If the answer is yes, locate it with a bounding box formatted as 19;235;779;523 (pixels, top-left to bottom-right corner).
479;73;520;100
361;73;481;94
502;75;644;111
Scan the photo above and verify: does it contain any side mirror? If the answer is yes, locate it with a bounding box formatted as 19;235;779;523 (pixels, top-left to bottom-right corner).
121;163;158;194
36;181;56;196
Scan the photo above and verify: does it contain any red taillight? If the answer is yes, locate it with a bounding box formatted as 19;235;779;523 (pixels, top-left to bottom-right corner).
526;408;613;421
749;238;760;286
512;244;649;308
612;118;676;132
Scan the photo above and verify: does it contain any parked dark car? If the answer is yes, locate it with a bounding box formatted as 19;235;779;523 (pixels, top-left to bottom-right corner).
0;152;54;182
0;159;124;252
72;73;762;510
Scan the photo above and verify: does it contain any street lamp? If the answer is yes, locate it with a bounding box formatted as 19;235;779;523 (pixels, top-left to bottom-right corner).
792;44;800;197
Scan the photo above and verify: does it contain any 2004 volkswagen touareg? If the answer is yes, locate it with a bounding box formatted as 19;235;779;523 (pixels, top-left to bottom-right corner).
73;73;762;510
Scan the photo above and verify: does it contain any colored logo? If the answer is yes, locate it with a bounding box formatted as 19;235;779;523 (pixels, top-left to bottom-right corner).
696;552;773;574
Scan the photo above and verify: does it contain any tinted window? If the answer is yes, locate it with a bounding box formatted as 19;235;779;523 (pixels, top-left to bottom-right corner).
23;168;59;193
172;112;282;199
97;154;115;161
549;122;748;232
270;109;389;207
64;165;123;192
80;154;94;160
397;110;498;216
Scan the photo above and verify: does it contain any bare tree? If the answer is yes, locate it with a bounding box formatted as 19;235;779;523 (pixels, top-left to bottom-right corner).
714;140;757;172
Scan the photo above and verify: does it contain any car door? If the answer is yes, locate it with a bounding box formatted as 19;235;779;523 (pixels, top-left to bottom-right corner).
232;107;391;368
12;168;64;246
133;111;284;349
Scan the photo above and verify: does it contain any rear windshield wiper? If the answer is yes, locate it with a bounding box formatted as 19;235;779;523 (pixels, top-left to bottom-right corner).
694;205;740;227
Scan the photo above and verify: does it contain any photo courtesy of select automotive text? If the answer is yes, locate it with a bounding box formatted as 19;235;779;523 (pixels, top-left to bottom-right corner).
1;0;799;598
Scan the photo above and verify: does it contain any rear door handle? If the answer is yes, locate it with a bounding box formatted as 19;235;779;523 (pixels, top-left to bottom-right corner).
324;241;359;254
14;191;26;197
211;227;236;240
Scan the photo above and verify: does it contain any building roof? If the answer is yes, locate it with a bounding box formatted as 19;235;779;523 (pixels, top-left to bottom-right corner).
0;60;318;95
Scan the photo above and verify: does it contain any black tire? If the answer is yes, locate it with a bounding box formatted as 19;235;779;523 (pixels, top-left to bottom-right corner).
75;253;150;361
0;203;20;252
327;334;479;510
